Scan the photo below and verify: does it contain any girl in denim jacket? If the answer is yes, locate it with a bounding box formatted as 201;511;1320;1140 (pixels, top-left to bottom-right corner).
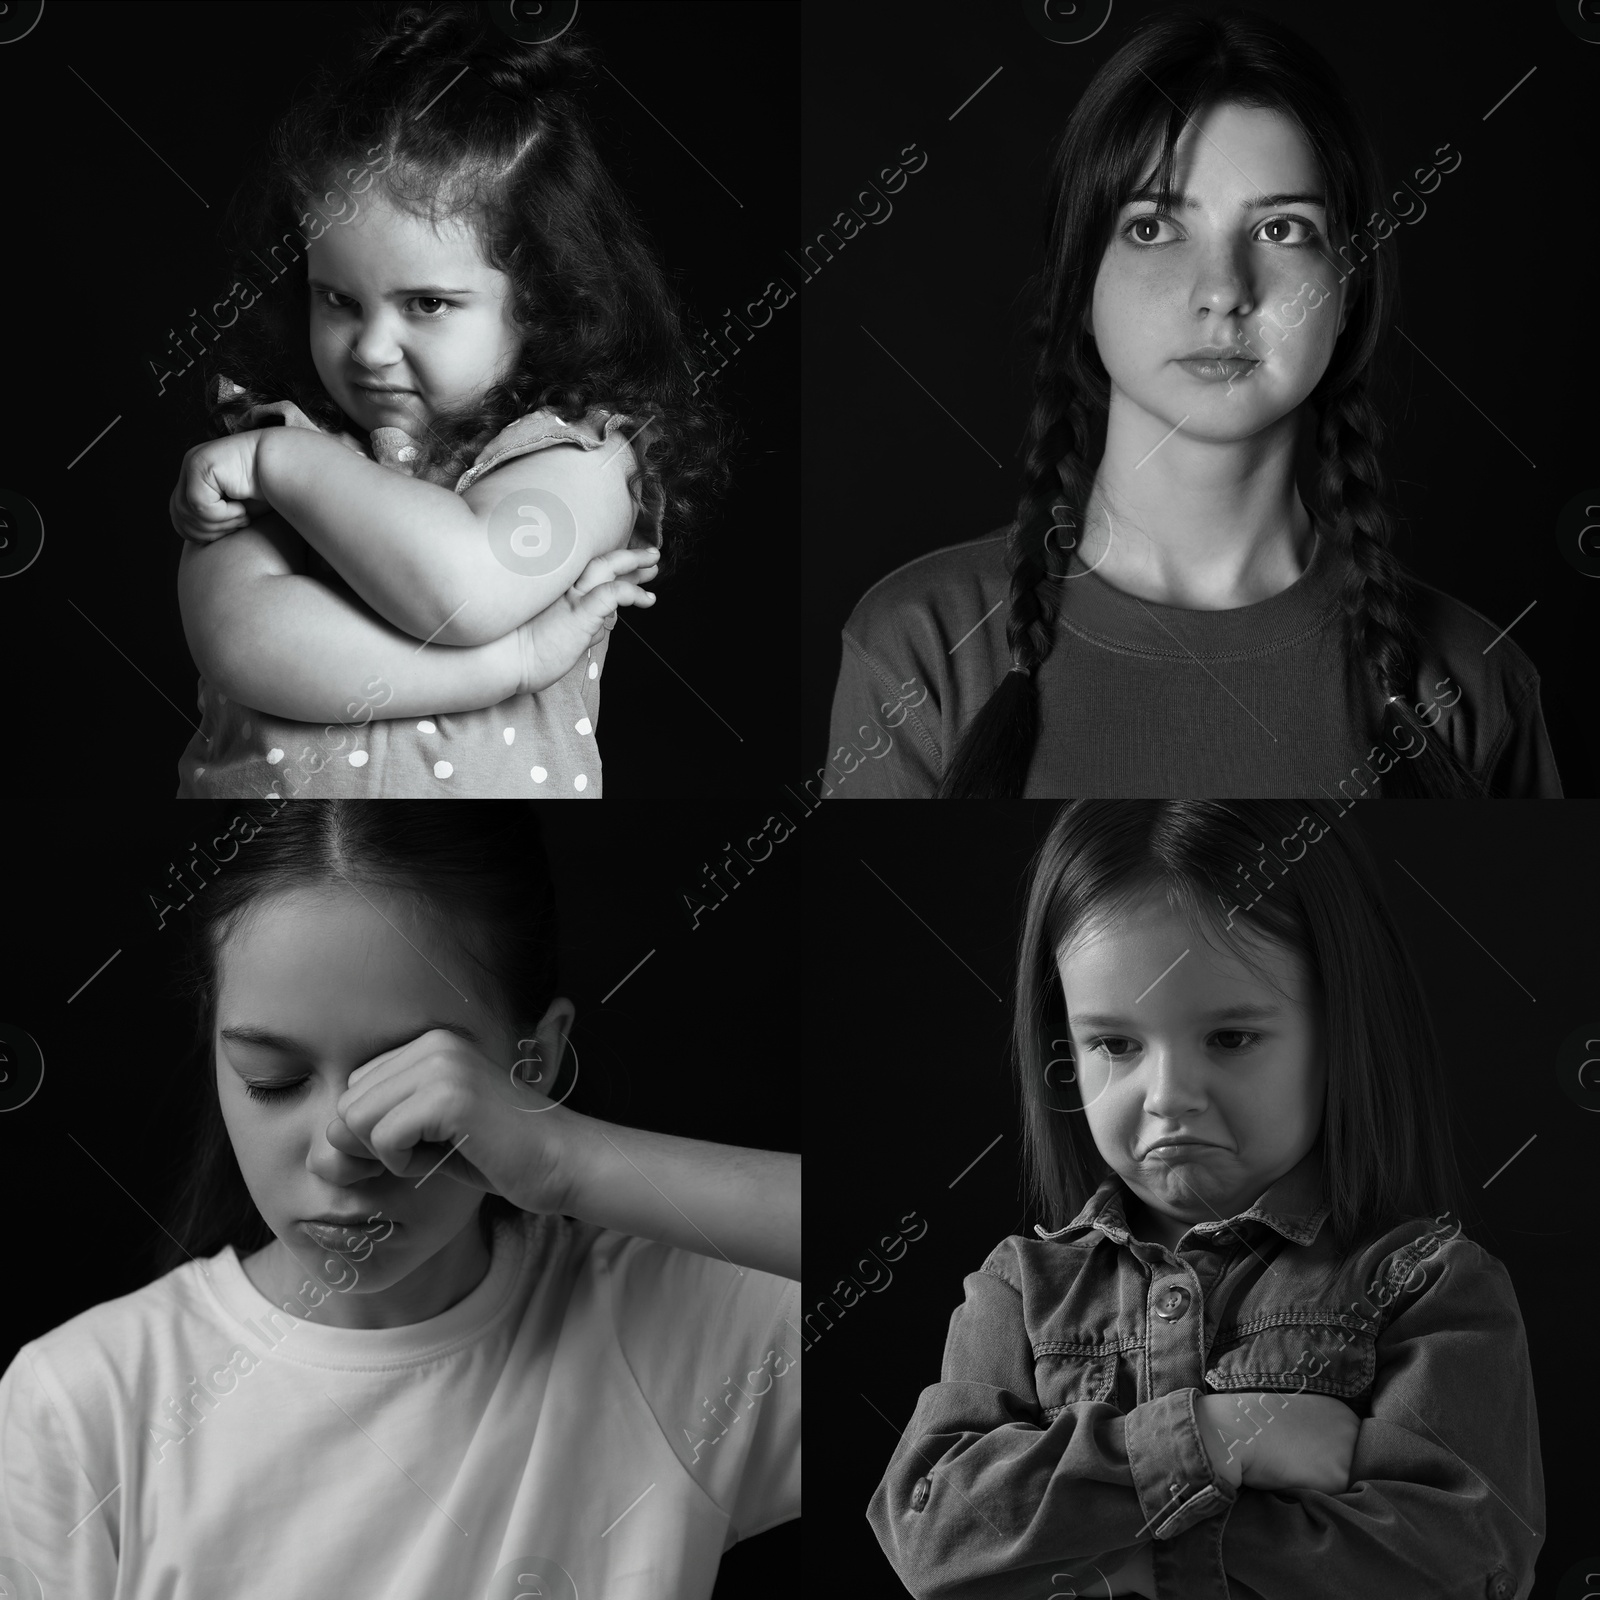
869;799;1543;1598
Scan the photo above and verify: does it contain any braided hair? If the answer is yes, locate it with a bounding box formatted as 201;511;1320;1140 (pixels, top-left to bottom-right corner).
937;7;1484;798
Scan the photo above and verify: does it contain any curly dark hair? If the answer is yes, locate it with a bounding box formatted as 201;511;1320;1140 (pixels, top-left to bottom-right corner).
938;6;1485;797
187;1;732;577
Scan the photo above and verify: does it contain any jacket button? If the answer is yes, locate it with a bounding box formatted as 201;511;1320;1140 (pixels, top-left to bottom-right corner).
910;1475;932;1512
1153;1283;1192;1321
1484;1571;1515;1600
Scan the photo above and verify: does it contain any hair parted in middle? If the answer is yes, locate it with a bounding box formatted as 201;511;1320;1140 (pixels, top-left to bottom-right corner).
937;6;1485;799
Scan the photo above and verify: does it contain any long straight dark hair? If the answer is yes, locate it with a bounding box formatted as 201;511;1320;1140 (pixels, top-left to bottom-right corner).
145;801;562;1281
938;7;1485;798
1013;800;1477;1270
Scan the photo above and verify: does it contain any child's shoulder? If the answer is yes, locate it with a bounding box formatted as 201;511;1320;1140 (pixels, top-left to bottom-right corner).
2;1255;217;1407
455;405;654;495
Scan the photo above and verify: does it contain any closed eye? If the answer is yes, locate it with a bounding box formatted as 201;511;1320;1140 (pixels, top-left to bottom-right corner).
1084;1030;1264;1059
244;1079;311;1104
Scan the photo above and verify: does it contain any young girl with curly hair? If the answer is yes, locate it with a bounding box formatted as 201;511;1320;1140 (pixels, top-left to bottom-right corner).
172;5;728;798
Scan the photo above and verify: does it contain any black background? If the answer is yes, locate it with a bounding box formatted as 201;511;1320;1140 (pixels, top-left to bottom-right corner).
803;799;1595;1595
800;0;1599;796
0;797;801;1595
1;1;796;797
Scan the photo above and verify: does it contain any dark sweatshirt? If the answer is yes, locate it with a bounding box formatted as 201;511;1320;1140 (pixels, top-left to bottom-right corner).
823;530;1561;798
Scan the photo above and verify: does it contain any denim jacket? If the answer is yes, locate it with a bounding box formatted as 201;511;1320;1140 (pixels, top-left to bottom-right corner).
866;1146;1544;1599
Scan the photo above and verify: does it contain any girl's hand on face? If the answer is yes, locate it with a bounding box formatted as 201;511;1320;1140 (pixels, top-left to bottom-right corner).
170;430;273;544
513;545;661;695
329;1028;585;1216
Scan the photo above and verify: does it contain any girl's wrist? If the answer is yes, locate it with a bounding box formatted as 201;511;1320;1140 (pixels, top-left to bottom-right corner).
1197;1392;1247;1488
491;625;536;699
252;423;290;510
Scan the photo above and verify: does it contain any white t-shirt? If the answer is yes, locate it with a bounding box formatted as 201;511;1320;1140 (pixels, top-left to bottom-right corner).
0;1209;801;1599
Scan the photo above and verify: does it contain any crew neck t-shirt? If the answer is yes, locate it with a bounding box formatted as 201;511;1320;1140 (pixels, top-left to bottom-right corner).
175;391;663;800
0;1209;801;1600
823;529;1562;797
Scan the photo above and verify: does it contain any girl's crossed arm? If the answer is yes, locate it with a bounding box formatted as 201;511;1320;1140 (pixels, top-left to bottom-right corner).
178;513;523;722
255;423;642;648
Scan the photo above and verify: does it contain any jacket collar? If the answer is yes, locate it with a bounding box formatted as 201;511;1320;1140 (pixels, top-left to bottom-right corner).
1034;1142;1331;1250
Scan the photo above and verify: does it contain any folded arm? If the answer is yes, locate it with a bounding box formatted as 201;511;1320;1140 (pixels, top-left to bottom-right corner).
177;513;522;722
1213;1239;1544;1598
255;424;639;648
866;1253;1234;1599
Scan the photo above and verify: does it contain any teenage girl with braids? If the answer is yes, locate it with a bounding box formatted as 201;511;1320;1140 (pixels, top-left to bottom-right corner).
824;7;1561;799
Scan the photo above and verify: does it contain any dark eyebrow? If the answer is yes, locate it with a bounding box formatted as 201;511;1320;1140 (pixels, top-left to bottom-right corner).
1124;189;1326;212
220;1019;482;1059
307;278;480;296
1070;1003;1285;1030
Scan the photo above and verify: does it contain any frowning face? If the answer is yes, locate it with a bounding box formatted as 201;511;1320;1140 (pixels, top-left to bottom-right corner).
305;186;523;438
1056;886;1325;1250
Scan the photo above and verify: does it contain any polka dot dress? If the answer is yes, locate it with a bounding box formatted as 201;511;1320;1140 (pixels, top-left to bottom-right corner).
176;400;662;799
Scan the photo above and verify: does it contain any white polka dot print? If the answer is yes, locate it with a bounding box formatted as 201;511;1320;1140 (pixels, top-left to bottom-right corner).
183;410;634;795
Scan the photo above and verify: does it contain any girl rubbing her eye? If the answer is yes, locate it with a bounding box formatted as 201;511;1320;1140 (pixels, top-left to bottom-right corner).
869;800;1543;1599
825;8;1560;799
0;803;799;1599
171;4;729;799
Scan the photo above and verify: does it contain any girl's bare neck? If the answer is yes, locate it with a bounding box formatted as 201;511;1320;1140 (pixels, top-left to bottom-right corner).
1071;492;1318;611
